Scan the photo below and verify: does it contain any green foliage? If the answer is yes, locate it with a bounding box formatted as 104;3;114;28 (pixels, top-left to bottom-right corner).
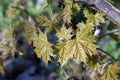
0;26;16;57
0;44;11;55
37;13;58;33
4;26;14;42
0;58;4;75
102;63;120;80
56;22;97;67
33;30;54;64
102;36;120;60
56;24;72;41
24;21;36;44
84;8;105;26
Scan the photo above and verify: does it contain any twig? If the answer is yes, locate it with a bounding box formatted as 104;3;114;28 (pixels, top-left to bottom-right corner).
97;48;116;61
74;0;120;26
100;29;120;38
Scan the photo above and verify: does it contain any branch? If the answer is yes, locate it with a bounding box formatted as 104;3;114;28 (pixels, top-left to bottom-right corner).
99;29;120;39
74;0;120;26
97;48;116;61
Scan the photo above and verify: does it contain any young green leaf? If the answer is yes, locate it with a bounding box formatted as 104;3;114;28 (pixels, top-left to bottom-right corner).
102;62;120;80
84;9;105;26
37;15;50;27
0;58;4;75
56;43;69;67
75;23;97;63
77;22;93;33
57;22;97;66
56;24;72;41
66;39;88;63
51;13;58;24
0;44;11;55
24;21;37;44
4;26;14;42
62;3;72;23
33;31;53;64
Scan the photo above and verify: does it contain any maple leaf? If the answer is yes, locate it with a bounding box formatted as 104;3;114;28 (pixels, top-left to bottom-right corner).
0;44;11;55
74;23;97;63
62;3;72;23
45;13;58;33
84;9;105;26
6;7;17;18
1;26;16;56
56;43;68;67
0;58;4;75
4;26;14;42
57;38;96;66
37;14;58;33
0;40;16;57
102;62;120;80
56;24;72;41
95;12;105;24
77;22;94;33
66;39;88;63
24;21;37;44
57;22;97;66
37;15;50;27
37;14;58;27
11;41;17;57
33;30;53;64
87;55;100;71
73;3;80;11
51;13;58;24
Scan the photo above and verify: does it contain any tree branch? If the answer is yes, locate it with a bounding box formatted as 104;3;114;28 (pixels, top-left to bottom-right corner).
74;0;120;26
97;48;116;61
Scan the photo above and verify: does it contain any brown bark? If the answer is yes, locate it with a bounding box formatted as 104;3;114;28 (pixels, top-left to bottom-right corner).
75;0;120;26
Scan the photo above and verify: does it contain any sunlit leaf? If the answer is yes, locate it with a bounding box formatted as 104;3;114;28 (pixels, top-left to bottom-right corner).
0;40;16;57
62;3;72;23
37;14;58;33
77;22;93;33
24;21;37;44
51;13;58;24
14;21;21;28
56;43;71;67
56;24;72;41
76;22;96;43
102;62;120;80
67;39;88;63
0;58;4;75
74;3;80;11
95;12;105;23
57;22;97;66
0;44;11;55
11;40;17;57
33;30;54;64
37;14;58;27
84;9;105;26
75;23;97;63
4;26;14;42
72;3;80;15
6;7;18;19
